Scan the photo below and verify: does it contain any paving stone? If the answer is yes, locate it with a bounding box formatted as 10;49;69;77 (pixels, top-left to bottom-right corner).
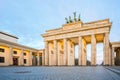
0;66;120;80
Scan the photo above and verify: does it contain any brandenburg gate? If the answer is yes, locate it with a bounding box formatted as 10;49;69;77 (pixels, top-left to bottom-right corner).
42;14;114;66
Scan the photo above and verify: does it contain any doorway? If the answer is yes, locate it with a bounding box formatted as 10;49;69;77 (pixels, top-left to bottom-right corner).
13;57;18;65
40;56;42;65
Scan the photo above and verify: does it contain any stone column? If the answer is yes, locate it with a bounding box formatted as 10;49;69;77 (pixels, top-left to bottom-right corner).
54;40;57;65
116;48;120;65
118;49;120;65
57;41;60;66
73;42;75;66
20;49;24;66
103;36;105;65
33;54;36;66
37;53;40;66
91;34;96;66
45;41;49;65
78;36;82;65
42;50;45;66
103;33;109;65
109;45;112;65
112;47;115;66
82;39;87;66
9;47;13;65
64;38;67;65
29;51;32;66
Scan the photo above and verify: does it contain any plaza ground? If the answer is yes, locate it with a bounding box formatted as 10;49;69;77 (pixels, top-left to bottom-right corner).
0;66;120;80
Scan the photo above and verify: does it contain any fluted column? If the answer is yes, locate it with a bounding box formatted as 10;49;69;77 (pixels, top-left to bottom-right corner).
109;45;112;65
45;41;49;65
104;33;109;65
37;53;40;66
112;47;115;66
64;38;67;65
42;50;45;66
91;34;96;66
54;40;57;65
20;49;24;66
103;36;105;65
82;39;86;66
78;36;82;65
33;55;36;66
9;47;13;65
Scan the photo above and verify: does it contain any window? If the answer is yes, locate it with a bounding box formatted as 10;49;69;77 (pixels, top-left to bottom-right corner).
24;59;27;64
13;51;17;54
24;53;26;56
0;57;5;63
0;48;5;52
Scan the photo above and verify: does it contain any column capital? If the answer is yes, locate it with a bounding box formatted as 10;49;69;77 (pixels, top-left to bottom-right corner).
10;46;13;48
63;38;67;39
37;52;39;54
45;41;49;43
104;33;110;40
104;32;109;34
91;34;95;36
21;49;24;53
53;39;57;43
30;50;32;53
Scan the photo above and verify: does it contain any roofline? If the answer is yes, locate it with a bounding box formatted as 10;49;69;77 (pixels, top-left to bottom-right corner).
38;48;45;50
111;41;120;44
0;31;19;39
41;18;112;37
0;38;39;51
42;22;112;37
84;18;109;24
46;27;61;32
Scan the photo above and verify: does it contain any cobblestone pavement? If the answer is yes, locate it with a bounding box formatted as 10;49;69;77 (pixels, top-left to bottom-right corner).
108;66;120;71
0;66;120;80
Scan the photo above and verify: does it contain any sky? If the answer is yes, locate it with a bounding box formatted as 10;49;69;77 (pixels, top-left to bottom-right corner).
0;0;120;64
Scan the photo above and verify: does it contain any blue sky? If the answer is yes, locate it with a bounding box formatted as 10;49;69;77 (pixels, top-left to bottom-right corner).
0;0;120;64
